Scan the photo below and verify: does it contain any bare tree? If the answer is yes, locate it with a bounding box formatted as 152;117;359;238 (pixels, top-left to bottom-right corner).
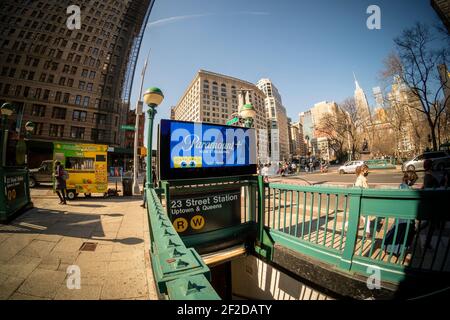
382;23;449;151
316;98;363;161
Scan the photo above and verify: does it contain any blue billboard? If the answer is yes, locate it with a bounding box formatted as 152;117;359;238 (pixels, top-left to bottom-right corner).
159;119;257;180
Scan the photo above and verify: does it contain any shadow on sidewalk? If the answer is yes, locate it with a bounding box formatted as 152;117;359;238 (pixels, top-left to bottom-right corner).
0;208;143;246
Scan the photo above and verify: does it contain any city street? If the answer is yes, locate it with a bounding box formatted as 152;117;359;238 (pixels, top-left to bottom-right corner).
270;167;431;188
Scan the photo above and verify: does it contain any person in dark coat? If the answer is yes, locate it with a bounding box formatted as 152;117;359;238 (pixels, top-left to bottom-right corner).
54;161;67;205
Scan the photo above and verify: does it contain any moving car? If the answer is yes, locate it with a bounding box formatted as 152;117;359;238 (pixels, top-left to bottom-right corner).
402;151;449;172
29;160;54;188
338;160;366;174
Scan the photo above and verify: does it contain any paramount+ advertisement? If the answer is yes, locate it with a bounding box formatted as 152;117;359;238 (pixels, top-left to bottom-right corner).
159;119;257;180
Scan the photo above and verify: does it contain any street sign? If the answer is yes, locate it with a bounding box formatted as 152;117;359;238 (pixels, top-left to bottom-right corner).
120;125;135;131
169;188;241;235
226;117;240;125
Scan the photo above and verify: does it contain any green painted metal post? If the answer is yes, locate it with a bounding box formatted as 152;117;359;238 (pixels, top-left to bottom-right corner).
339;189;362;270
146;105;157;190
257;175;265;241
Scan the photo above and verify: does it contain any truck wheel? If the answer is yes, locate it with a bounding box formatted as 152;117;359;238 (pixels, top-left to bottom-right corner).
339;169;345;175
67;190;77;200
407;165;415;171
29;177;37;188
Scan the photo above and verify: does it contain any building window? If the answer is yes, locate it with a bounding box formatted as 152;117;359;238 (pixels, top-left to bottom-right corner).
63;93;70;103
43;89;50;100
70;126;85;139
91;128;106;141
75;95;82;105
49;124;64;137
55;91;61;102
78;81;86;90
32;122;44;135
82;96;90;107
72;110;87;122
93;113;106;125
52;107;66;119
31;104;46;117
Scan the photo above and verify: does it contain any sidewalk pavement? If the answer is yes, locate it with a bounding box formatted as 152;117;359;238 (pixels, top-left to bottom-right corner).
0;187;158;300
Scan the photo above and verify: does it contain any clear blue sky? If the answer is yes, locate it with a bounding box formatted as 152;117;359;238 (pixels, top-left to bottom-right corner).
129;0;445;144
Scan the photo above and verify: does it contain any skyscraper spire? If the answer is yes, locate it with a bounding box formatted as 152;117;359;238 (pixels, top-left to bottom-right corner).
353;72;360;89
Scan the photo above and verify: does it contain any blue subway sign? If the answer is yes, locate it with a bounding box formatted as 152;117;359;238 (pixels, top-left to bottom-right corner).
159;119;256;180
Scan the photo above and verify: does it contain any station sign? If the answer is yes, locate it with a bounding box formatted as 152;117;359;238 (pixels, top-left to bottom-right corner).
170;188;241;235
159;119;257;180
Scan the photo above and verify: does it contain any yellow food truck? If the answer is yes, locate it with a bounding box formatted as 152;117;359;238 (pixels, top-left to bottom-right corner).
53;142;108;200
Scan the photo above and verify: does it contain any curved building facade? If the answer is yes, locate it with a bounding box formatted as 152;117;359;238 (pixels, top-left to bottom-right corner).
0;0;153;158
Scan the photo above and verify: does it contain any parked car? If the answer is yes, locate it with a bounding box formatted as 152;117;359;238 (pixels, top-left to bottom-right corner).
338;160;366;174
29;160;54;187
402;151;450;172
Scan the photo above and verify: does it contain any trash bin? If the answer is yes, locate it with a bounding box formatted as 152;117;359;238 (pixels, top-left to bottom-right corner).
122;175;133;196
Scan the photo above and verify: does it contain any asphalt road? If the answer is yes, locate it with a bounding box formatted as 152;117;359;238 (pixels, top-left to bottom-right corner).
271;166;432;187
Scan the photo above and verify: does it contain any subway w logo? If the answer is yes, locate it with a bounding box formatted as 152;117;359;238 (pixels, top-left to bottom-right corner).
190;215;205;230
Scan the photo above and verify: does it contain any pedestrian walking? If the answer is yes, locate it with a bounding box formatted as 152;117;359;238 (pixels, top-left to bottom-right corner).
261;163;270;183
54;161;67;205
422;159;439;189
354;164;371;236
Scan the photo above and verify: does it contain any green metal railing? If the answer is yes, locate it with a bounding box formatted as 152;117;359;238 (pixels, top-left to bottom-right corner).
147;187;220;300
148;172;449;299
365;159;396;169
255;176;450;283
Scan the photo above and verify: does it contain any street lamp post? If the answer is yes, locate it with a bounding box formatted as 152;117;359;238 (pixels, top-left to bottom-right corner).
1;103;15;167
133;50;150;195
143;87;164;190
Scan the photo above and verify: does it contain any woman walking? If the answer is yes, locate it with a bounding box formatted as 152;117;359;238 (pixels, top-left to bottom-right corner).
354;164;370;236
54;161;67;205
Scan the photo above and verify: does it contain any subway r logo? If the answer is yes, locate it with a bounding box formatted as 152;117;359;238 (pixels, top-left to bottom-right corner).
190;215;205;230
173;218;188;232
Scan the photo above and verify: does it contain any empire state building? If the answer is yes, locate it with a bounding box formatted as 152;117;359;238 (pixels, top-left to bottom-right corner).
353;73;372;122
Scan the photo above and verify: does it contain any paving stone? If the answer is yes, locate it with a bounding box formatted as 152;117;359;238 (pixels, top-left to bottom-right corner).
17;268;66;299
108;259;145;272
0;234;37;262
110;249;145;262
0;275;25;299
54;284;102;300
52;237;84;252
0;254;41;278
9;292;51;300
100;269;148;300
19;239;57;258
36;233;64;243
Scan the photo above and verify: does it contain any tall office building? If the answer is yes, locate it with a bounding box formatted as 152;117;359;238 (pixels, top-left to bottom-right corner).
431;0;450;32
0;0;153;165
300;101;338;159
353;73;371;122
372;86;385;109
388;76;426;153
438;64;450;104
256;78;290;161
173;69;268;159
289;120;306;158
